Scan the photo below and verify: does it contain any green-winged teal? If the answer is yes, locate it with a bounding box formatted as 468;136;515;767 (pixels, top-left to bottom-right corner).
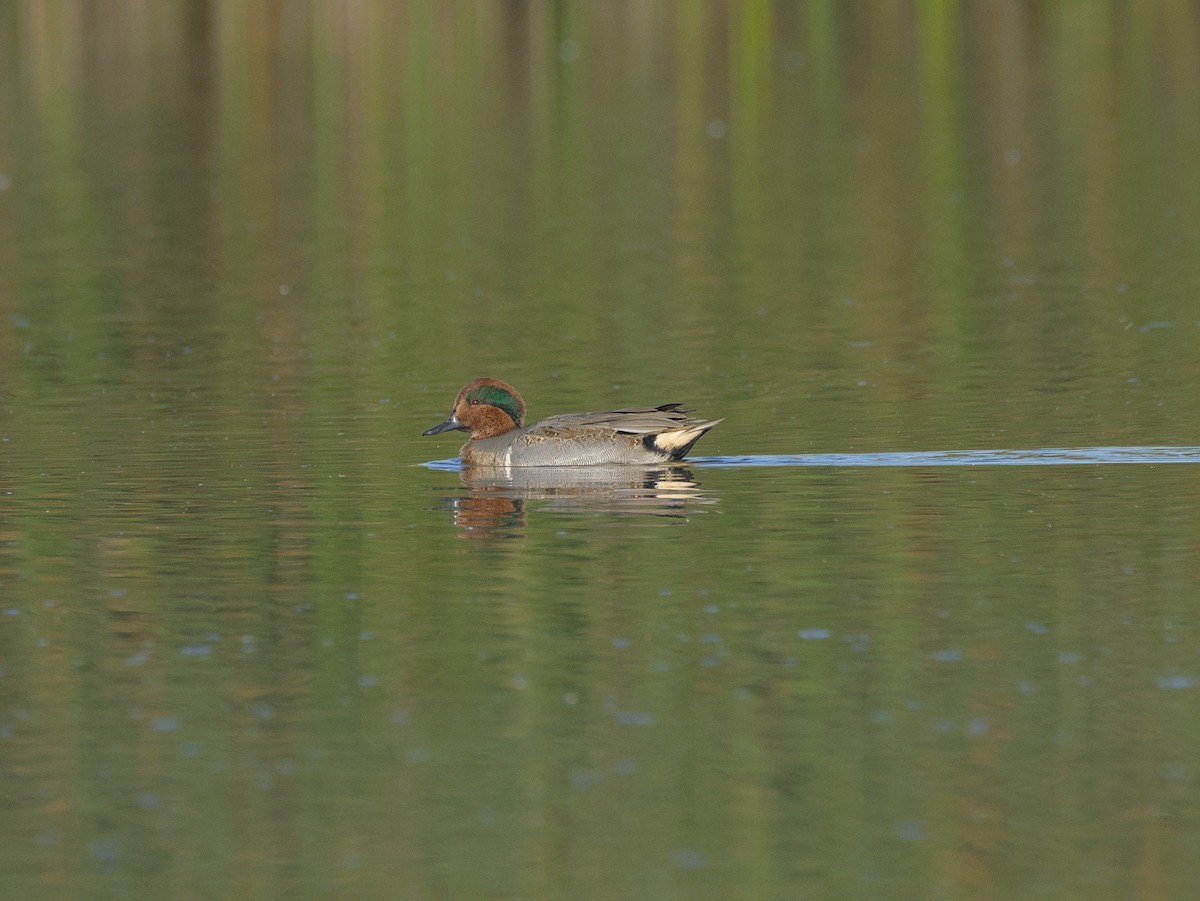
423;377;721;466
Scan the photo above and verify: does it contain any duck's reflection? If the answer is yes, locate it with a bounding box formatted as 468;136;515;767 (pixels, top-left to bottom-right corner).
439;465;716;538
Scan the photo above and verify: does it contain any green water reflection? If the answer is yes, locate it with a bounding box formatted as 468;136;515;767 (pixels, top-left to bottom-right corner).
3;2;1200;898
4;461;1200;898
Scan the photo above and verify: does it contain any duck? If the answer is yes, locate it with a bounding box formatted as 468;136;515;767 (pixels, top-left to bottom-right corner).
423;377;721;467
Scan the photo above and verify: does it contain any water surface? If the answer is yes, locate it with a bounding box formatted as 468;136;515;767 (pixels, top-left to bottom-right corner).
4;3;1200;899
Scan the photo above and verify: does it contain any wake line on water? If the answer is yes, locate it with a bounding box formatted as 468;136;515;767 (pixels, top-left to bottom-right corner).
424;446;1200;470
691;447;1200;468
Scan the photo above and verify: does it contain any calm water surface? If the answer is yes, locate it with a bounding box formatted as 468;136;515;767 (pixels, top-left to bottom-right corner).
4;3;1200;899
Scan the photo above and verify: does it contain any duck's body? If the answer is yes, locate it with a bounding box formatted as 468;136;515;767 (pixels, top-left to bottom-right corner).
423;378;721;467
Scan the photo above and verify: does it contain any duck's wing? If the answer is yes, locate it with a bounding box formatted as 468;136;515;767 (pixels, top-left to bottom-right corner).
528;405;713;438
512;407;721;463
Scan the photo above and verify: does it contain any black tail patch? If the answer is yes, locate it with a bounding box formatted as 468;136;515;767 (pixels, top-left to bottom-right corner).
642;432;703;461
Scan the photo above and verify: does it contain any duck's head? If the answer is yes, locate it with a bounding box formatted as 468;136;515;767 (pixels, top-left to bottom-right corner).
423;378;526;440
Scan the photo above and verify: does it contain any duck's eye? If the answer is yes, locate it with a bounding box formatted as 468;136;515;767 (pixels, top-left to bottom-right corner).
468;399;480;406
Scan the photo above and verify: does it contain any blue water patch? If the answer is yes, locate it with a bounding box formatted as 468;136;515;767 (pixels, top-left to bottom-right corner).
673;848;710;870
1157;675;1199;690
615;710;655;726
896;820;926;842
